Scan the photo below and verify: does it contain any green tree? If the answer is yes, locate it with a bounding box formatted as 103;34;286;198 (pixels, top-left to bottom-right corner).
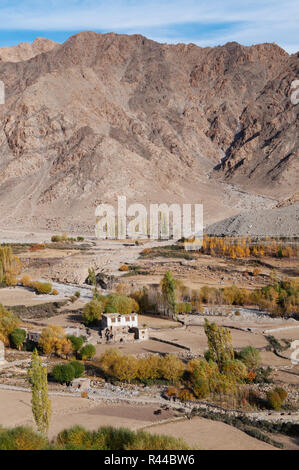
10;328;26;350
161;270;177;315
27;349;52;435
82;300;104;326
204;319;234;372
240;346;261;370
80;344;96;360
52;364;75;384
69;361;85;378
67;335;84;354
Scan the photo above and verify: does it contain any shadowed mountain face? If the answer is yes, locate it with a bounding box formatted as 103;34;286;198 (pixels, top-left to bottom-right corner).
0;31;297;232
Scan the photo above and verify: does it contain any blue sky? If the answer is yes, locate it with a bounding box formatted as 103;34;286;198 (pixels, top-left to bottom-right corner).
0;0;298;53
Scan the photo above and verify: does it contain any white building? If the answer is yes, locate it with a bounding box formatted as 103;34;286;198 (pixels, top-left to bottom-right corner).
101;313;138;330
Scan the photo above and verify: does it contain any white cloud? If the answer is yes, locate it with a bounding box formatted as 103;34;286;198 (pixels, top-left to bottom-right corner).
0;1;298;53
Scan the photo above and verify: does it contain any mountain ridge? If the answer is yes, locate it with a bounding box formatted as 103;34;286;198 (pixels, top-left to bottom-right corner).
0;31;297;233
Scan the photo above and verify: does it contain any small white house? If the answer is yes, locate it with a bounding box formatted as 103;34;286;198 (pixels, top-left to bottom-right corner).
27;331;41;343
101;313;138;330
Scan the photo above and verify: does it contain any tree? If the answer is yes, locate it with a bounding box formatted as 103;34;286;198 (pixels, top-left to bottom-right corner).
204;319;234;372
38;325;72;358
0;245;22;286
27;349;52;435
82;300;104;326
52;364;75;384
67;335;84;354
159;354;185;383
69;361;85;378
10;328;26;350
0;304;20;345
80;344;96;360
161;270;177;315
240;346;261;370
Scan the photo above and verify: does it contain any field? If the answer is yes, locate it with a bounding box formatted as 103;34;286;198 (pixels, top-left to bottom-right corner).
0;233;298;450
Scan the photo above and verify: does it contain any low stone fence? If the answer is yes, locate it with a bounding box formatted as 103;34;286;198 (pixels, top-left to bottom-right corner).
150;336;191;351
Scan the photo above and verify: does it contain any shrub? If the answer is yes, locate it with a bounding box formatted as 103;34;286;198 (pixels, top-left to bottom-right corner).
80;344;96;360
32;281;53;295
10;328;26;350
21;274;32;287
141;248;152;255
77;237;85;242
74;291;81;298
234;310;241;316
128;430;190;450
52;289;59;296
274;387;288;402
119;265;129;272
0;426;47;450
52;364;75;384
69;361;85;378
67;335;84;353
51;235;62;243
240;346;261;370
178;389;194;401
267;390;282;410
82;300;104;326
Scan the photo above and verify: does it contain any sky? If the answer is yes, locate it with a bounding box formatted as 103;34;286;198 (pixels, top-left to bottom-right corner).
0;0;298;53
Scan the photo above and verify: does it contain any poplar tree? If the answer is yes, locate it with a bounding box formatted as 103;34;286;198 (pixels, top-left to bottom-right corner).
204;319;234;372
27;349;52;435
161;270;177;315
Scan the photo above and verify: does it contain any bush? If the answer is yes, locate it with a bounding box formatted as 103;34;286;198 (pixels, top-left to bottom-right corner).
274;387;288;402
52;289;59;295
77;237;85;242
67;335;84;353
51;235;62;243
32;281;53;295
82;300;104;326
52;364;75;384
80;344;96;360
69;361;85;378
10;328;26;350
119;265;129;272
240;346;261;370
267;390;282;410
21;274;32;287
0;426;47;450
55;425;189;450
74;291;81;298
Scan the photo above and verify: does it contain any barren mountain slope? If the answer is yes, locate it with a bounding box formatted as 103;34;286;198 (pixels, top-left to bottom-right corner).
0;37;58;63
216;52;299;196
0;32;296;232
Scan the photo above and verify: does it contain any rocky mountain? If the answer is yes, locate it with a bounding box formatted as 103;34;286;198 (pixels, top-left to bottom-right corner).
0;31;297;233
0;37;58;63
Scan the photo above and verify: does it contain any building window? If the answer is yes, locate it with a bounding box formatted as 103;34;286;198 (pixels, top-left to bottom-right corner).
125;317;130;322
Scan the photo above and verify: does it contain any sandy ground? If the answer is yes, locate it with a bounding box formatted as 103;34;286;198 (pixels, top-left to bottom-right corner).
95;339;183;356
0;287;60;307
0;390;277;449
145;417;276;450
